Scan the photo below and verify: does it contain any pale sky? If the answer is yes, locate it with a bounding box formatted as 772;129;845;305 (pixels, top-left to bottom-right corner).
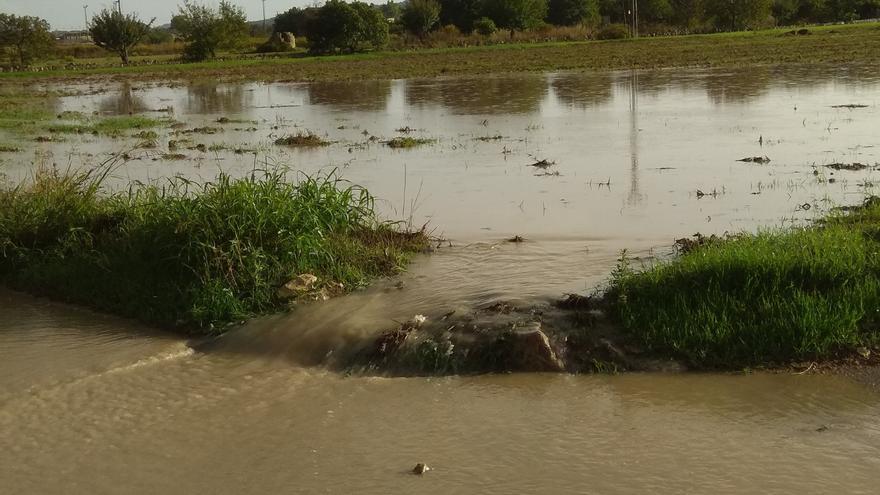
0;0;312;31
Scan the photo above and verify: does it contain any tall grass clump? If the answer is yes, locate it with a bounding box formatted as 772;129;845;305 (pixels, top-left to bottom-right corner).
606;199;880;368
0;162;428;332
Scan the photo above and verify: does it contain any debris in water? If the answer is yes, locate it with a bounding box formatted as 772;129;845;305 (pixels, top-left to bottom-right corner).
528;158;556;169
412;463;431;475
737;156;771;164
535;171;561;177
816;425;829;432
507;235;525;243
825;162;869;171
831;104;868;109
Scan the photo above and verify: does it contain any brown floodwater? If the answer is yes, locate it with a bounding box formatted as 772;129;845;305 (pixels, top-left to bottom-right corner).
2;65;880;492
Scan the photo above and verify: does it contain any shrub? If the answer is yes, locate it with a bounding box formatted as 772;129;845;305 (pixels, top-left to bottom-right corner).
401;0;442;37
306;0;390;54
597;23;630;39
474;17;498;35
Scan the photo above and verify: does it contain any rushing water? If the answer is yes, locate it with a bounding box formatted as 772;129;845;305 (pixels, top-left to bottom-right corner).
2;65;880;492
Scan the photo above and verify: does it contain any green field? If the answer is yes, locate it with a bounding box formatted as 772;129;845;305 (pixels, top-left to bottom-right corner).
3;22;879;83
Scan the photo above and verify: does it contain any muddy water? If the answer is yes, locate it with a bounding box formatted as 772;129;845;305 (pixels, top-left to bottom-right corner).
3;65;880;492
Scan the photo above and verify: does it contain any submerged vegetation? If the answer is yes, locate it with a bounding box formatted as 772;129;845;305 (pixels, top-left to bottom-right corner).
605;198;880;369
0;163;428;332
386;137;435;149
274;131;331;147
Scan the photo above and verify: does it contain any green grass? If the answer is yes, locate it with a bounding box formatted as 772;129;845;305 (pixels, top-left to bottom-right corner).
0;163;428;332
606;198;880;368
47;116;166;137
1;22;879;83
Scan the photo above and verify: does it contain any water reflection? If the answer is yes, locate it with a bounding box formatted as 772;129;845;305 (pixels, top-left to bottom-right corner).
306;80;392;112
185;82;250;115
98;82;148;115
549;72;613;108
627;71;643;207
405;75;548;114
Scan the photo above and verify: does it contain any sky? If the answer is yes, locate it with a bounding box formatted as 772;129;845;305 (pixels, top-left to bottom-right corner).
0;0;311;31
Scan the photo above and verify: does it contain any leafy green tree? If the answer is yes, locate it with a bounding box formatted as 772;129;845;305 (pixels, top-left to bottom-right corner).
171;1;248;61
547;0;599;25
89;9;154;65
772;0;826;23
306;0;389;54
482;0;549;36
439;0;484;32
704;0;772;30
401;0;442;36
0;14;54;68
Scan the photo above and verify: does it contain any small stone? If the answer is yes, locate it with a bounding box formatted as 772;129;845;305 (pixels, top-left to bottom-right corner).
857;347;871;359
277;273;319;298
412;463;431;475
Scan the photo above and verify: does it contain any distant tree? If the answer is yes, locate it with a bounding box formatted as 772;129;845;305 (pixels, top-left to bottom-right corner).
401;0;442;36
772;0;826;24
439;0;483;32
641;0;676;22
547;0;599;25
824;0;880;20
274;6;320;35
0;14;54;68
381;0;403;19
89;9;154;65
704;0;773;30
144;27;174;44
306;0;389;54
482;0;549;36
669;0;709;29
171;1;248;61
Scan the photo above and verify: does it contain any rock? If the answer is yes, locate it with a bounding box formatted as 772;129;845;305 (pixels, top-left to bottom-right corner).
857;346;871;359
507;324;565;372
277;273;319;298
412;463;431;475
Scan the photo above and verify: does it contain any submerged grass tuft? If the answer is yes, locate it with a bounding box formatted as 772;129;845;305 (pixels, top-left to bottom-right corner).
606;198;880;368
0;162;428;332
385;137;434;149
274;131;331;147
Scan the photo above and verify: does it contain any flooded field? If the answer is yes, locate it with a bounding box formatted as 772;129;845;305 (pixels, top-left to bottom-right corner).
2;64;880;492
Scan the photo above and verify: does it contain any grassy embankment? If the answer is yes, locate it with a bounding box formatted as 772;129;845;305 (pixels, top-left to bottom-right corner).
606;198;880;369
2;22;879;83
0;165;427;333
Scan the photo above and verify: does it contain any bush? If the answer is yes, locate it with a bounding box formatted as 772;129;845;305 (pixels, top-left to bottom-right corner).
171;0;249;61
474;17;498;35
401;0;442;37
0;165;427;331
306;0;389;54
597;23;630;39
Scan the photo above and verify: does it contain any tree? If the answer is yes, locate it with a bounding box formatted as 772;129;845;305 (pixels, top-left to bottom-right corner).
482;0;549;36
306;0;389;54
274;6;320;35
89;9;153;65
0;14;54;68
401;0;442;36
704;0;773;30
171;1;248;61
547;0;599;25
439;0;483;32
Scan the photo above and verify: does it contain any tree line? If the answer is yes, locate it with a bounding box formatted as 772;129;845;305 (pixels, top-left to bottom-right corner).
279;0;880;50
2;0;879;68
